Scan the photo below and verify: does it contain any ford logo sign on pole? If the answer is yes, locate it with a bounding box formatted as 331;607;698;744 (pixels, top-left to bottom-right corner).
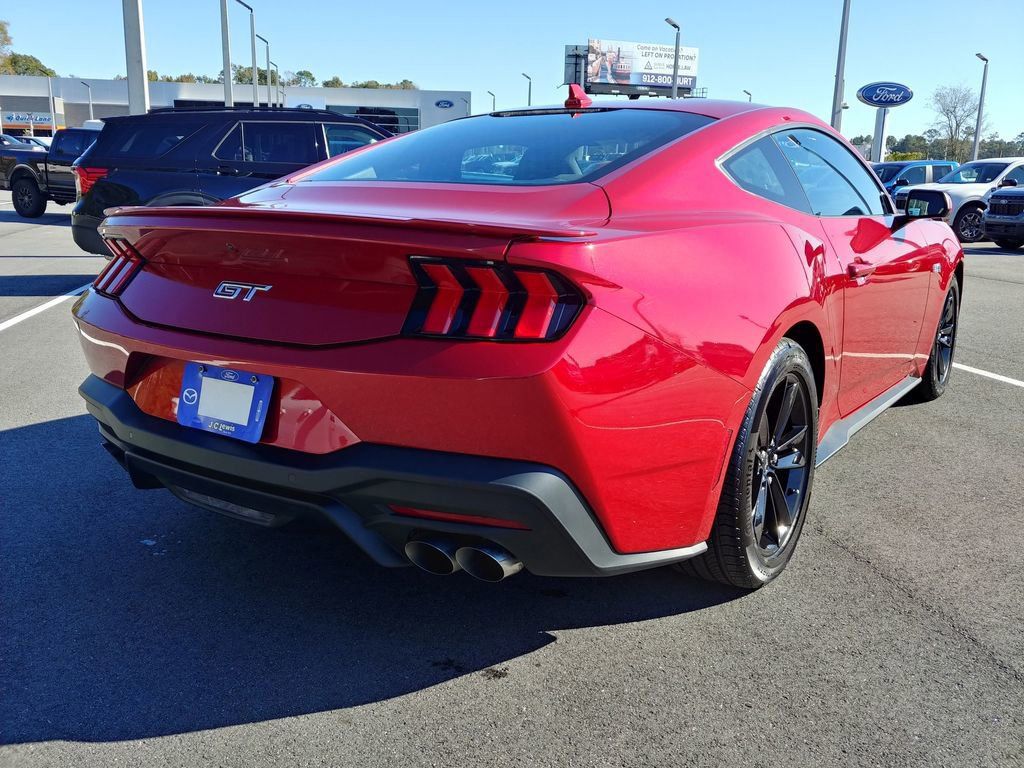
856;82;913;163
435;99;454;109
856;82;913;107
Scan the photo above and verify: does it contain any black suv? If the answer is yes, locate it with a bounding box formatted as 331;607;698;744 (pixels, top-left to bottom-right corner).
71;107;390;254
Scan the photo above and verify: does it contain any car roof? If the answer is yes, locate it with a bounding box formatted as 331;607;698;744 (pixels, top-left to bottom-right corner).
505;98;767;121
105;107;374;124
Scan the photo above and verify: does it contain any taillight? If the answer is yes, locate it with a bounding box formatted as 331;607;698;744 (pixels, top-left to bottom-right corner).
73;166;107;197
93;238;144;296
403;257;584;341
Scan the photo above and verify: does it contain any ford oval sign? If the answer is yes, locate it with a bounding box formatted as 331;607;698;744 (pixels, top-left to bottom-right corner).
435;99;454;109
856;82;913;108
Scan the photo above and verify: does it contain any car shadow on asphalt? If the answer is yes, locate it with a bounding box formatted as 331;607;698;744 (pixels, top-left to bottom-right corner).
0;274;97;296
0;414;746;745
0;210;72;227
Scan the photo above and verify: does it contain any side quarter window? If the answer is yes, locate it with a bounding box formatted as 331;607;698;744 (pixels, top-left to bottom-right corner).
773;128;887;217
721;136;810;213
323;123;380;157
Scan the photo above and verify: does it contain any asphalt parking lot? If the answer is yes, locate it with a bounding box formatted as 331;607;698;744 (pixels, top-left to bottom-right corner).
1;191;1022;767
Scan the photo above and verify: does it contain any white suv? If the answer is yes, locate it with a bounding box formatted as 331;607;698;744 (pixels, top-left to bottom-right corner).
895;158;1024;242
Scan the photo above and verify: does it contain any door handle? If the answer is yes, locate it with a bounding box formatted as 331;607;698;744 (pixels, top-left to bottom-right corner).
215;165;240;176
847;259;876;279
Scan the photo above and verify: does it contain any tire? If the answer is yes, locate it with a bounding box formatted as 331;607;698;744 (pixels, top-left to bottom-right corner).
12;177;47;218
682;338;818;589
992;239;1023;251
953;204;985;243
912;277;960;402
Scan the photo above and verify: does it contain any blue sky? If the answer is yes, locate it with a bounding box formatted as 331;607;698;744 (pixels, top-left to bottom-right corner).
4;0;1022;140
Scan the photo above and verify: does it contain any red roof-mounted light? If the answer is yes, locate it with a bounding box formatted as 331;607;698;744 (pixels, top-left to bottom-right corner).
565;83;592;110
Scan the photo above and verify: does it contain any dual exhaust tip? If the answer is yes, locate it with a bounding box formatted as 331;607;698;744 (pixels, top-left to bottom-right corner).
404;538;524;582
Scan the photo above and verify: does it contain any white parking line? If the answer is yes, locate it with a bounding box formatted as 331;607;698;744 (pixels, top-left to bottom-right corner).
953;363;1024;389
0;283;91;333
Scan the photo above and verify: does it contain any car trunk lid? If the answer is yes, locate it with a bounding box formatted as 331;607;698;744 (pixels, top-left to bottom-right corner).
97;182;608;347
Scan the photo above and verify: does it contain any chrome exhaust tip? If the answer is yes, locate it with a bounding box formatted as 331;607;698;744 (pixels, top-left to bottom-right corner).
455;545;524;582
404;538;462;575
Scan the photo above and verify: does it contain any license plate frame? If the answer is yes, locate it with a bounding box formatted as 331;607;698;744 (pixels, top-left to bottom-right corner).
176;362;274;444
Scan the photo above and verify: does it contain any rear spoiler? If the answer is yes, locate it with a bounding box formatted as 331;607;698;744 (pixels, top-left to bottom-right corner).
99;204;599;241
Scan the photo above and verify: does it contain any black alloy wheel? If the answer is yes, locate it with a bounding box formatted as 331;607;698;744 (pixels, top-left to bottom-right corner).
912;277;960;402
750;373;813;557
12;177;46;218
682;338;818;589
934;287;958;386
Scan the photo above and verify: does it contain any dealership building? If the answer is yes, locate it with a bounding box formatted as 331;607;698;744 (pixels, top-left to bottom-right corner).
0;75;470;135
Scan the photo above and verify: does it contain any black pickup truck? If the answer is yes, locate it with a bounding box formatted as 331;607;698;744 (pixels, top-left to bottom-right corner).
0;127;97;217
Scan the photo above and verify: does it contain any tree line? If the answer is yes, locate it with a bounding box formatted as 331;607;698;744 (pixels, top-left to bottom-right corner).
2;19;416;90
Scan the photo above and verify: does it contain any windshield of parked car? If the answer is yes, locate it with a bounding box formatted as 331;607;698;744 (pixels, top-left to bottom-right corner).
299;108;714;186
872;163;907;183
939;162;1008;184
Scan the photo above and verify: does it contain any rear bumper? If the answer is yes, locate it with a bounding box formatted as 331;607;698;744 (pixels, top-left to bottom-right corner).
71;213;107;255
80;374;707;577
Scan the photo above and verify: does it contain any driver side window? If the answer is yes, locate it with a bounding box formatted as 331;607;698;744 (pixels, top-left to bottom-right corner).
772;128;887;217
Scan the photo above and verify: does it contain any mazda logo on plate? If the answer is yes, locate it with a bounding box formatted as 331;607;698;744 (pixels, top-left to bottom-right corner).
182;388;198;405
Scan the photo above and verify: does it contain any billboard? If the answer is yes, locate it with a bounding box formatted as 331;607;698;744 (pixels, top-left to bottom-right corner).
584;39;699;96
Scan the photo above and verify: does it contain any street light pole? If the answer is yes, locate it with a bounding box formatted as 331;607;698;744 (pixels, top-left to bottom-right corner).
81;82;94;120
122;0;150;114
219;0;233;106
665;18;680;99
238;1;258;108
830;0;852;130
522;73;532;106
487;90;496;111
972;53;989;161
743;89;752;102
271;61;281;108
256;34;270;107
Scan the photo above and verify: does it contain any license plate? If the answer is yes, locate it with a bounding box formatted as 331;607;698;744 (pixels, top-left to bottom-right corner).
176;362;274;444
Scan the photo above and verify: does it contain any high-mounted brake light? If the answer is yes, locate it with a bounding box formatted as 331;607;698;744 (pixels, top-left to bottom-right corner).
93;238;145;296
564;83;593;110
403;257;584;341
73;166;107;197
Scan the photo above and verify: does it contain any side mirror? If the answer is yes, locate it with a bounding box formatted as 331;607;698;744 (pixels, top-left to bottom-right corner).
998;178;1018;187
890;189;951;234
903;189;951;220
894;177;910;187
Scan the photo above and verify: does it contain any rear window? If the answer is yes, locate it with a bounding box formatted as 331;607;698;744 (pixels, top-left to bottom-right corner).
301;108;714;186
93;119;202;159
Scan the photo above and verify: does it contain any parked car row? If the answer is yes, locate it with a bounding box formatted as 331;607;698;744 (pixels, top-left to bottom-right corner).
70;107;389;254
1;107;390;254
891;158;1024;244
0;127;100;216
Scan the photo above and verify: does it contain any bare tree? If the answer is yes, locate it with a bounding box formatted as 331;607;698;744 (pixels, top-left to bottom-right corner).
930;85;979;163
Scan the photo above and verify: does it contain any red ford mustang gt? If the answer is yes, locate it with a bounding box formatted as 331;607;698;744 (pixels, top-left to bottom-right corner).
73;93;962;588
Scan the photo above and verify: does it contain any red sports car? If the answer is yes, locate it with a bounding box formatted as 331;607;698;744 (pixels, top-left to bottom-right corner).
73;91;962;588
